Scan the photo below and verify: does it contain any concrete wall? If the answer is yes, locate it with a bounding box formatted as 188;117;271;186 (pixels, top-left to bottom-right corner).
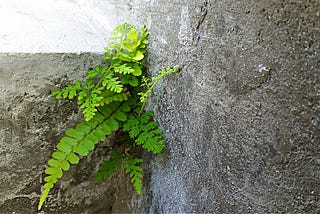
1;0;319;213
134;1;320;213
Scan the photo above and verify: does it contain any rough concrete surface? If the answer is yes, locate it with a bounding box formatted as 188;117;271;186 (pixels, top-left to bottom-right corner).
0;0;320;213
132;0;320;213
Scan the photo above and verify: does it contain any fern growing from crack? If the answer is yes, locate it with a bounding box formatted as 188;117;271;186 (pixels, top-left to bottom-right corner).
38;23;178;210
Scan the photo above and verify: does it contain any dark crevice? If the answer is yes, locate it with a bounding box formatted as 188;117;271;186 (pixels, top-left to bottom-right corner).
194;1;209;45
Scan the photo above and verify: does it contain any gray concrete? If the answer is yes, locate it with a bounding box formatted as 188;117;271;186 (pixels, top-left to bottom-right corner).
134;0;320;213
0;0;319;213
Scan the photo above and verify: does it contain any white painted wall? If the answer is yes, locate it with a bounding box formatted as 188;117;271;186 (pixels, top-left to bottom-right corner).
0;0;130;53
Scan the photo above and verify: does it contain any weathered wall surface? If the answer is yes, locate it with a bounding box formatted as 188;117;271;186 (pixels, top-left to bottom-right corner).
0;0;319;213
132;0;320;213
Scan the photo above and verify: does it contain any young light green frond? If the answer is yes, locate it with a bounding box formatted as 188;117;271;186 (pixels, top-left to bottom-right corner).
52;80;81;100
106;23;149;63
110;23;134;41
113;63;137;75
81;101;99;121
138;66;179;107
103;76;123;93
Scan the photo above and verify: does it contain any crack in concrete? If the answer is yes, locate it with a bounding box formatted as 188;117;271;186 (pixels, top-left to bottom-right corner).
194;1;209;45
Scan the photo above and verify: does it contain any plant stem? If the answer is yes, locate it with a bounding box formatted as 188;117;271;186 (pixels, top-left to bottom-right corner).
138;67;178;116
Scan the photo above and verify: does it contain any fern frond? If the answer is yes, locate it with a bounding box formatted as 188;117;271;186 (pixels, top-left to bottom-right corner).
113;63;142;77
121;75;139;87
100;72;123;93
99;90;128;106
38;102;131;210
106;23;148;63
52;80;81;99
95;151;122;182
80;95;103;121
87;66;108;79
114;63;135;74
95;152;143;195
123;111;165;154
123;157;143;195
138;66;179;105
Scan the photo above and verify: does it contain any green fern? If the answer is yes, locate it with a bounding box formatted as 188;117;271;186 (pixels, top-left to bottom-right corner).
123;157;143;194
38;102;130;210
99;91;128;106
52;80;81;99
138;66;179;105
95;151;122;182
39;23;178;210
107;23;148;62
123;111;165;154
101;72;123;93
95;152;143;195
121;75;139;87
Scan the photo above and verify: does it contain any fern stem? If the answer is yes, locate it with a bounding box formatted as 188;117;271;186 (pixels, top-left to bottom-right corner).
94;66;113;90
138;66;178;116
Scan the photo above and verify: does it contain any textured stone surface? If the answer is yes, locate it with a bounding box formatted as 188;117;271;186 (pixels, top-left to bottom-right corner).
132;0;320;213
0;0;319;213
